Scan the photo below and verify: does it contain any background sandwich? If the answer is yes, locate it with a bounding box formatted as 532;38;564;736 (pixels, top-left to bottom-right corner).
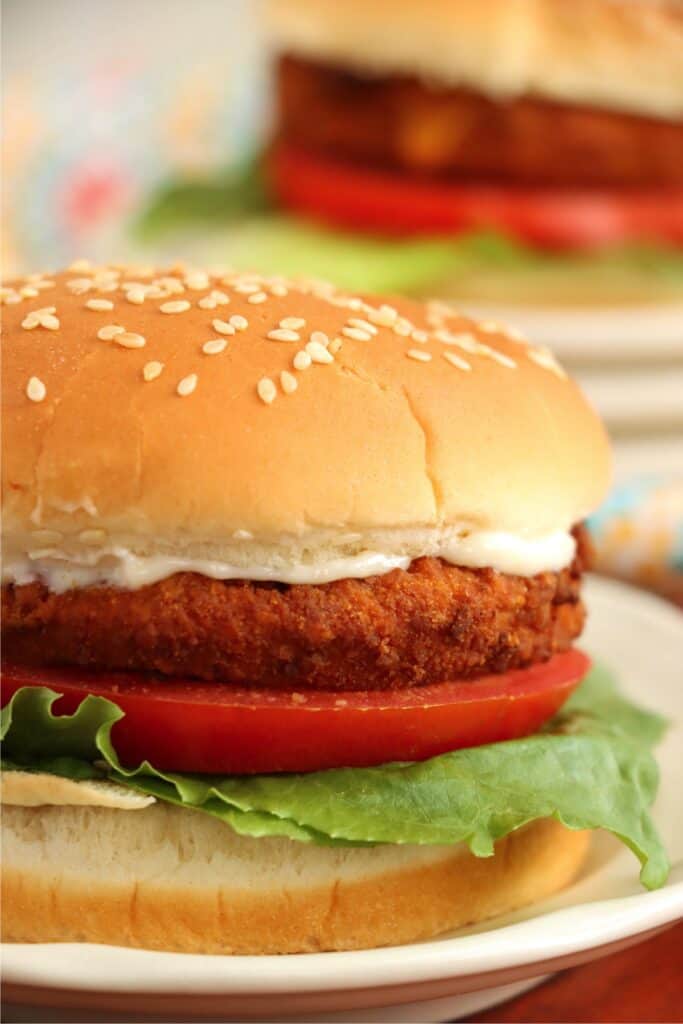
138;0;683;306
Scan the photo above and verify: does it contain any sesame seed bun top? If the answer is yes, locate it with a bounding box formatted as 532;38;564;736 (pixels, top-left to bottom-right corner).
267;0;683;121
1;262;609;571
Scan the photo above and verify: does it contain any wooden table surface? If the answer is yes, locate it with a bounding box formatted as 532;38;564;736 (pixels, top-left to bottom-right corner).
471;918;683;1023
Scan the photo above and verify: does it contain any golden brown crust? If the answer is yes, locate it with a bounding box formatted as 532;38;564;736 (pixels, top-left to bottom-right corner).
2;266;610;558
1;806;589;953
277;56;683;187
1;528;588;689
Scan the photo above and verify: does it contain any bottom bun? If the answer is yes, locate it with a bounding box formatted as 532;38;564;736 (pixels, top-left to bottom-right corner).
2;803;589;954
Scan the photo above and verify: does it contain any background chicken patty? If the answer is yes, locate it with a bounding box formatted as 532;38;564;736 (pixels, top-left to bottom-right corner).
277;56;683;188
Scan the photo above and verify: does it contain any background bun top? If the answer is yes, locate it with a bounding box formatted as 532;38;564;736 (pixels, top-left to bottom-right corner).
268;0;683;120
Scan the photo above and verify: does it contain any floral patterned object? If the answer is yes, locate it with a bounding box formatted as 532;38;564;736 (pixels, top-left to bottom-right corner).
2;0;268;274
589;478;683;603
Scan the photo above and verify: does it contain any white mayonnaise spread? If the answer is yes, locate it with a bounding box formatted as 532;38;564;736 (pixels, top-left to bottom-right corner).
2;527;576;592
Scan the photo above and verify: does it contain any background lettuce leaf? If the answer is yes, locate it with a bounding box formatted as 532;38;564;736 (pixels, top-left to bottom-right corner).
1;666;669;888
135;166;683;303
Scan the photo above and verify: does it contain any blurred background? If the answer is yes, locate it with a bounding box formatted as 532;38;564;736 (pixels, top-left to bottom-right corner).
3;0;682;600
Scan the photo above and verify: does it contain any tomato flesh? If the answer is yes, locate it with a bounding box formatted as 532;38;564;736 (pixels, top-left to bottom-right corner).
270;143;683;250
1;650;589;774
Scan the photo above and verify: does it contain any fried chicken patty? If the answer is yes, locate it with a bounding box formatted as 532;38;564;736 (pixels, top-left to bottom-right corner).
1;527;590;691
277;56;683;188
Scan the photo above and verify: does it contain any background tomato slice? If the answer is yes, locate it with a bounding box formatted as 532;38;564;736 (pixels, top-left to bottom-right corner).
270;143;683;250
1;651;589;774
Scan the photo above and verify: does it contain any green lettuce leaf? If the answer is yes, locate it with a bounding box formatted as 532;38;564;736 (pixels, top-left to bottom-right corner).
135;167;683;302
1;666;669;888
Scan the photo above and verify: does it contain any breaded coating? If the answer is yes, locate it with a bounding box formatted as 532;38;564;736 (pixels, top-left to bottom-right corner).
1;528;590;691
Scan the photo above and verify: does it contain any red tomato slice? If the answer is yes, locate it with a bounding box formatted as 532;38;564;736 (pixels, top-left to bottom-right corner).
270;142;683;250
1;651;589;774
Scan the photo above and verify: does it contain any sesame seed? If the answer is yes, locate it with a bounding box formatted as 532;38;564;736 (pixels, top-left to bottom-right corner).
443;351;471;371
437;330;480;354
411;329;428;344
393;319;412;337
347;298;363;310
26;376;46;402
406;349;432;362
126;288;146;305
85;298;114;311
234;282;260;294
528;346;567;378
211;290;230;306
342;326;372;342
160;300;191;314
66;278;93;295
348;318;378;336
97;281;119;293
479;320;503;334
229;314;248;331
306;340;333;364
328;337;343;354
21;314;40;330
293;350;312;370
34;279;56;290
368;305;398;327
505;326;528;344
114;332;146;349
211;319;234;336
268;328;299;342
202;338;227;355
248;291;268;304
98;324;125;341
156;277;185;295
257;377;277;404
310;330;329;347
143;361;164;382
198;295;217;309
280;370;298;394
79;528;107;545
184;271;210;290
20;286;39;298
177;373;198;397
479;344;517;369
68;258;92;273
280;317;306;330
269;284;289;297
39;314;60;330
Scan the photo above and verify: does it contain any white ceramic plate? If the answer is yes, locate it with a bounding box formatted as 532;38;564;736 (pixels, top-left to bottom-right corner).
3;576;682;1023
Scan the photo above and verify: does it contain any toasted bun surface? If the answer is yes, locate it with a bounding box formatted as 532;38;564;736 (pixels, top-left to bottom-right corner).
2;264;609;574
267;0;683;121
2;803;589;953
